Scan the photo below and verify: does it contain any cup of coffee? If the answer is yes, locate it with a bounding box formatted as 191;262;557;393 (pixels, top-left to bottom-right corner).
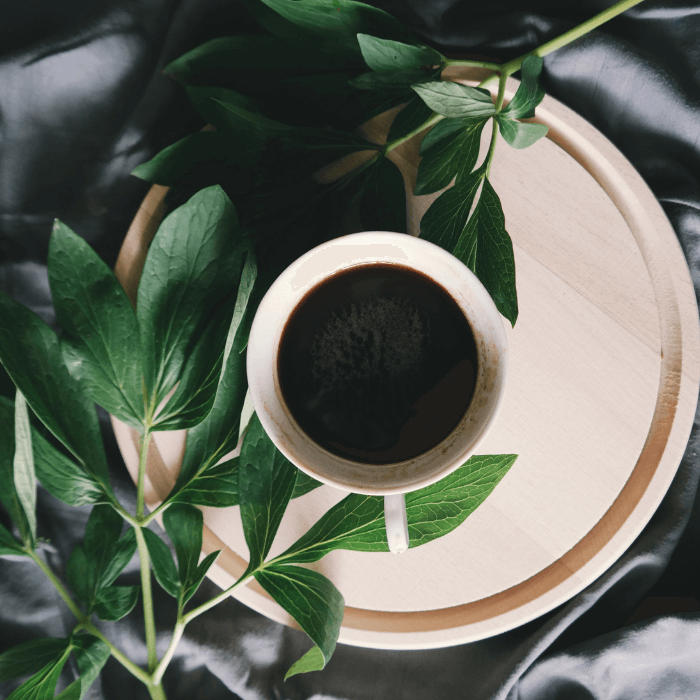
246;231;508;553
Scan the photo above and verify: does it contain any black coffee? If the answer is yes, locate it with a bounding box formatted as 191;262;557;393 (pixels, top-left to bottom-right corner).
277;263;478;464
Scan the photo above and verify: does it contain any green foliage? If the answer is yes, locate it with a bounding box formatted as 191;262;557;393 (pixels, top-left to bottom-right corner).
0;638;69;682
357;34;443;73
162;504;221;605
360;157;407;232
412;82;496;118
238;413;298;572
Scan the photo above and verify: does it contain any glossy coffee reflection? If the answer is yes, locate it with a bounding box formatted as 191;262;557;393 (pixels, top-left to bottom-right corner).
278;263;478;464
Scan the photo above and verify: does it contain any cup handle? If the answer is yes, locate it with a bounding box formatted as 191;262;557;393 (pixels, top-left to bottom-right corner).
384;494;409;554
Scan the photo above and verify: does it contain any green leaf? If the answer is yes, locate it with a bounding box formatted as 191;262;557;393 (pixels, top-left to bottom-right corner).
360;157;407;232
273;455;517;564
162;503;204;599
0;293;111;493
69;633;110;700
54;681;82;700
99;528;137;589
212;95;293;135
32;428;107;507
0;638;69;682
164;35;349;85
171;457;239;508
285;645;325;678
500;54;545;120
238;413;298;571
349;68;430;90
412;81;495;119
255;564;343;678
0;521;26;557
420;166;484;251
67;505;126;611
496;117;549;149
357;34;443;72
414;117;488;195
291;470;323;500
93;586;139;621
131;131;262;187
172;249;256;494
137;185;244;410
0;399;31;543
405;454;518;545
142;528;180;598
253;0;415;57
48;221;144;430
386;97;434;143
13;390;36;544
452;178;518;325
182;549;220;604
6;648;71;700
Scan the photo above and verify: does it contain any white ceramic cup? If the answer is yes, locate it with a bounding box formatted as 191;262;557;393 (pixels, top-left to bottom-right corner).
246;231;508;553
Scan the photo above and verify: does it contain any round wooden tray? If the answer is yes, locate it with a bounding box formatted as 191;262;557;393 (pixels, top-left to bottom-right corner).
112;69;700;649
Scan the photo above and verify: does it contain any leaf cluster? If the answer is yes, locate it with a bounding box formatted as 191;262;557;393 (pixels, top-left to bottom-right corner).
0;0;534;692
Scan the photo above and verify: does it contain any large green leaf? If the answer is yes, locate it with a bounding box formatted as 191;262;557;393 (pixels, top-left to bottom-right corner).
131;131;262;187
47;221;144;429
172;251;256;494
500;54;545;120
137;185;244;414
93;586;139;621
253;0;415;57
496;116;549;149
164;34;349;85
452;178;518;325
6;647;71;700
360;156;407;232
350;68;431;90
238;413;298;572
66;505;128;612
420;166;484;251
142;528;180;598
0;638;69;682
12;391;35;544
357;34;443;72
170;457;239;508
0;293;111;493
0;396;107;510
386;97;434;143
412;82;495;119
67;633;110;700
273;454;517;564
0;398;33;543
162;503;219;604
414;117;488;195
255;564;343;678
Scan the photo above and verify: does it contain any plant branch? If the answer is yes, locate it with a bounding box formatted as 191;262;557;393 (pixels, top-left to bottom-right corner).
137;429;152;521
135;525;159;673
444;58;501;72
29;548;85;622
152;619;186;685
485;74;508;178
481;0;646;87
182;571;253;624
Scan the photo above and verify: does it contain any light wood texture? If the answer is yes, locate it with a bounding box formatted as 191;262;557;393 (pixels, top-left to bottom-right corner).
111;70;700;649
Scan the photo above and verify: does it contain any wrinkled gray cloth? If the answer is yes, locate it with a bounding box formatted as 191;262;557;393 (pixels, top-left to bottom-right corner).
1;1;699;699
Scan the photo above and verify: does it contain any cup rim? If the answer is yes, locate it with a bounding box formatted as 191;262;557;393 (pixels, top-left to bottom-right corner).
246;231;509;495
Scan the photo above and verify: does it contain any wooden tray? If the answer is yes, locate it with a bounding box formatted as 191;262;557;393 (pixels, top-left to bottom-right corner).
112;69;700;649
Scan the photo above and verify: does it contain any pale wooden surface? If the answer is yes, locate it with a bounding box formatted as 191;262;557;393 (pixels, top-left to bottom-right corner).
111;70;700;649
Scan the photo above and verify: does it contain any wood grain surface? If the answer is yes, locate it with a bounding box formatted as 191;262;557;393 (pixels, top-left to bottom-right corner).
111;70;700;649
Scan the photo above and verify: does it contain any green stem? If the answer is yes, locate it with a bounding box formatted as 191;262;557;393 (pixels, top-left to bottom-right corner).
81;622;154;687
141;501;171;528
444;58;501;72
384;111;444;153
28;549;154;687
137;429;152;521
135;526;159;673
152;619;186;685
147;683;168;700
29;549;85;622
182;571;252;625
482;0;646;87
485;75;508;178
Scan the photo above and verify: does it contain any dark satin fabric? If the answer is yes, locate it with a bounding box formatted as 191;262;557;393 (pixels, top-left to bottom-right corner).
1;1;699;698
